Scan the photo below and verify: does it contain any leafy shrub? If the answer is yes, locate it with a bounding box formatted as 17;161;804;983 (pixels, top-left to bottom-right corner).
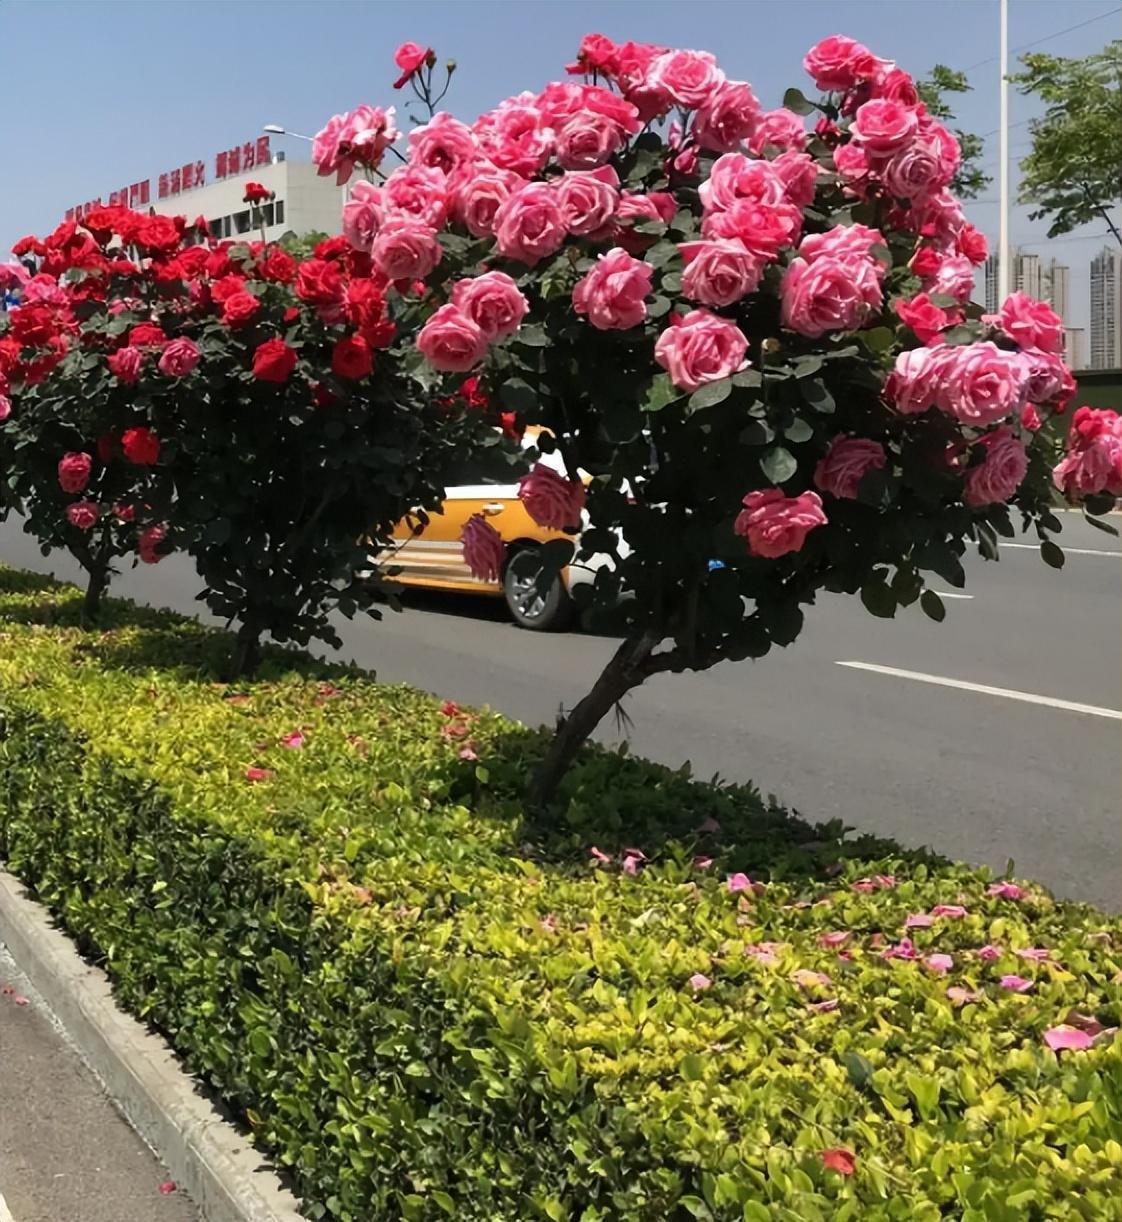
0;565;1119;1221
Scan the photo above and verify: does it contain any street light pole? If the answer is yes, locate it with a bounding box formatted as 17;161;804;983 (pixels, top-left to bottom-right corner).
263;124;349;214
998;0;1011;304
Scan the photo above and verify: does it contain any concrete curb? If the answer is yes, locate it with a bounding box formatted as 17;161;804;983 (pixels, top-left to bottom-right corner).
0;868;304;1222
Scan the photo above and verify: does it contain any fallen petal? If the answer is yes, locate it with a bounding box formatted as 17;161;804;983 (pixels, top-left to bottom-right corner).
924;953;954;975
1044;1025;1094;1052
999;975;1034;993
688;973;712;992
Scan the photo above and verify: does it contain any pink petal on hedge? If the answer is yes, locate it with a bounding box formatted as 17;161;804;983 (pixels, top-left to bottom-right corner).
924;953;954;974
458;744;479;761
688;973;712;992
987;882;1025;900
808;998;839;1012
589;846;611;865
1016;947;1051;962
875;874;897;889
1064;1011;1106;1037
821;1148;856;1175
280;730;306;749
1043;1025;1094;1052
905;912;934;929
244;766;274;782
851;878;876;893
882;937;917;960
999;974;1033;992
931;904;968;918
692;855;714;870
977;944;1003;962
946;986;982;1006
540;913;557;933
727;872;751;894
818;931;850;948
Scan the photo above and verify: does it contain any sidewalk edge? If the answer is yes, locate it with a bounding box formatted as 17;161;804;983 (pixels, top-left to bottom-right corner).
0;868;304;1222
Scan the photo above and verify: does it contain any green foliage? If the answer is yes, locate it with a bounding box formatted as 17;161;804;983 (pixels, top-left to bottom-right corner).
1011;42;1122;240
278;230;332;261
916;64;991;201
0;566;1119;1221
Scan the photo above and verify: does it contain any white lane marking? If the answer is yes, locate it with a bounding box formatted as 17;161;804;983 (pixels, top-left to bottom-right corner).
836;661;1122;721
933;591;974;600
0;1192;16;1222
1001;542;1121;558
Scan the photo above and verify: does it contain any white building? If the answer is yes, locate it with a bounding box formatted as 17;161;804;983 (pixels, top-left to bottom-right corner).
1090;246;1122;370
66;137;344;246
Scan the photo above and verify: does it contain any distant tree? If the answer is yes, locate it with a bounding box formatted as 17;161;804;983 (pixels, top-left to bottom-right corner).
917;64;991;201
1011;41;1121;243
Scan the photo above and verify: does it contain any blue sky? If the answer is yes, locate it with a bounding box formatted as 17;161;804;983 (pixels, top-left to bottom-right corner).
1;0;1117;328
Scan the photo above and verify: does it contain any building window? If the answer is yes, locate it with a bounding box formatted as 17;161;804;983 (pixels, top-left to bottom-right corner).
274;199;284;225
233;209;252;235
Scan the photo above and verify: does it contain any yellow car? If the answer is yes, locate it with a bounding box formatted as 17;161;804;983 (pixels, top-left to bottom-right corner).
385;429;611;630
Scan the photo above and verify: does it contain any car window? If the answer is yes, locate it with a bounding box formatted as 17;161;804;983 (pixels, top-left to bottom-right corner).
449;451;531;487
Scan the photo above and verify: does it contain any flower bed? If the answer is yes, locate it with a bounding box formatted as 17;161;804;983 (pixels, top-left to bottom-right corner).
0;565;1119;1221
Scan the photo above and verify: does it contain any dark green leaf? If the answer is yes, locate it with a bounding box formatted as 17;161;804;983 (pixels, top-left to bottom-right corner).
688;379;732;411
782;87;816;116
498;378;537;413
800;379;835;413
920;589;946;622
760;446;797;484
642;373;680;412
843;1051;874;1088
1040;539;1065;569
861;579;897;618
859;327;895;354
784;418;813;443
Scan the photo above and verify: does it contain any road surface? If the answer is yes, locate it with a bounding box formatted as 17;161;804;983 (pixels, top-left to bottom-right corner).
0;943;197;1222
1;514;1118;908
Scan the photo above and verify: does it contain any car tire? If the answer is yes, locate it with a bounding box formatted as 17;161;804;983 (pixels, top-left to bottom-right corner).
503;546;573;631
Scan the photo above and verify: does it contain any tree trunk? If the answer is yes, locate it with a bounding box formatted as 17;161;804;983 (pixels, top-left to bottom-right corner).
224;618;263;681
81;564;108;627
526;631;659;814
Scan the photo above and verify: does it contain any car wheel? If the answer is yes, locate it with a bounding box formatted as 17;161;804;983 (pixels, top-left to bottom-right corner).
503;546;573;631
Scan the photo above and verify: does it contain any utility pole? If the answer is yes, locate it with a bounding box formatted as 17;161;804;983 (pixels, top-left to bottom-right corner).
998;0;1011;304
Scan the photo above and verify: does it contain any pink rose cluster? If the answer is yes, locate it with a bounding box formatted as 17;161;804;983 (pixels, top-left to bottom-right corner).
313;105;399;184
1053;406;1122;501
887;341;1034;426
417;272;529;372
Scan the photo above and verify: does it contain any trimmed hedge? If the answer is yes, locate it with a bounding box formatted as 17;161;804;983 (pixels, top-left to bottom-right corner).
0;565;1119;1222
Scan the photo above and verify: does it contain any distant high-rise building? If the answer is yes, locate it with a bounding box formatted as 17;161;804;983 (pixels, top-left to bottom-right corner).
1063;327;1086;372
1089;246;1122;370
984;249;1046;313
1043;258;1069;325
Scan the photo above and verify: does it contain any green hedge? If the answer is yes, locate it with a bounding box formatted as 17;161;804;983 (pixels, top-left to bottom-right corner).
0;565;1119;1221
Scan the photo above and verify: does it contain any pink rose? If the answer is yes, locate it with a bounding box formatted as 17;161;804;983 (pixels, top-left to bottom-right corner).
700;154;786;212
886;345;958;415
451;272;529;341
896;292;955;345
999;291;1063;354
654;309;749;391
925;253;976;304
773;151;820;207
692;80;761;153
1021;404;1043;432
157;337;200;378
647;49;725;109
803;35;879;92
383;163;450;229
850;98;919;158
957;223;989;265
833;141;871;185
555;110;627;170
342;181;384;251
883;127;959;199
734;489;827;558
407;112;478;176
702;199;803;258
749;108;807;154
460;513;505;582
615;41;673;122
942;342;1030;426
517;462;587;529
1053;407;1122;498
798;223;885;270
572;247;653;330
138;523;168;564
0;396;10;422
474;95;553;177
394;41;430;76
679;239;764;307
494;182;566;265
872;67;920;108
963;426;1028;506
780;254;883;337
417;304;489;373
66;500;100;531
107;345;144;384
814;436;887;499
908;188;967;246
556;166;620;236
616;191;677;226
370;219;442;280
58;451;92;494
451;164;521;238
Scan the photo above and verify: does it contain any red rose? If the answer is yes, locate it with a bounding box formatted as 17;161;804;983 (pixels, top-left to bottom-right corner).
260;248;297;283
221;290;261;327
312;382;338;409
243;181;272;204
252;337;298;383
192;216;210;236
58;451;93;493
331;334;373;380
313;235;350;262
175;246;210;277
361;317;397;349
128;323;167;349
211;273;247;304
205;248;234;279
295;258;345;321
11;235;45;257
0;338;22;374
121;426;160;465
909;246;941;279
500;411;524;440
10;303;59;347
136;215;182;254
82;206;123;240
107;346;144;383
283;306;300;322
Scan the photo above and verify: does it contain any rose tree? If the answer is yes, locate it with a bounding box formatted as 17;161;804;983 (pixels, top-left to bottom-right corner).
386;32;1093;809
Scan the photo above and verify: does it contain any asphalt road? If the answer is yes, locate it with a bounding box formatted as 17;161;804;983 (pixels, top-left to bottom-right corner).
1;514;1118;908
0;943;197;1222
